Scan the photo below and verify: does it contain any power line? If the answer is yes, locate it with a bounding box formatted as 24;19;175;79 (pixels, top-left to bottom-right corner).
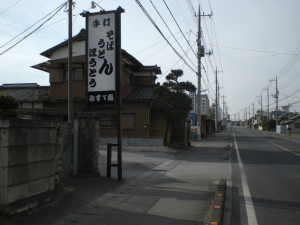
185;0;197;25
199;3;213;51
210;44;300;55
278;88;300;103
0;2;66;49
162;0;197;57
0;0;23;15
133;32;181;55
0;2;67;55
135;0;197;73
159;39;197;78
174;0;193;30
211;17;223;72
149;0;196;68
277;43;300;79
0;18;67;49
140;42;169;62
207;0;213;13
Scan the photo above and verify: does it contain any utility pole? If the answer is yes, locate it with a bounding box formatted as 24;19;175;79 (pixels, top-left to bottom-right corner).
252;103;255;129
249;106;251;127
260;94;263;128
275;77;279;128
68;0;73;123
247;105;251;127
196;6;211;139
257;94;263;121
222;95;225;127
196;6;202;139
263;87;269;120
215;69;218;132
270;77;279;128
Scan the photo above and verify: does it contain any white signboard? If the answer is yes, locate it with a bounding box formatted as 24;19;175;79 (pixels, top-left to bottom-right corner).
189;92;196;113
201;95;209;116
87;12;116;104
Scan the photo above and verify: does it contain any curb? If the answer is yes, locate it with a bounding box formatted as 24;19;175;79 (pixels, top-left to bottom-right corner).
207;179;227;225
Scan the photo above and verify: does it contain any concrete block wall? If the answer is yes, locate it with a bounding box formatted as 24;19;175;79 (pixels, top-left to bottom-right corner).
99;137;164;147
78;119;100;175
0;119;62;211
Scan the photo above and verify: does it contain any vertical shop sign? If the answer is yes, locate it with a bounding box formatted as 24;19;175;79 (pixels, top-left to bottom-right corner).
86;11;118;105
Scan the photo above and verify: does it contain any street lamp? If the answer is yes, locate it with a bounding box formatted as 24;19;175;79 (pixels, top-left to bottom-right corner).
91;1;105;11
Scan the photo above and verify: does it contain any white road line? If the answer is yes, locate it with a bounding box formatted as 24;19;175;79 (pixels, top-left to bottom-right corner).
270;142;300;158
233;131;259;225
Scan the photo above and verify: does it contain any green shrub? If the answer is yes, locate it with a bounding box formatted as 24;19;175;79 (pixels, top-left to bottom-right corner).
0;94;19;118
0;94;19;109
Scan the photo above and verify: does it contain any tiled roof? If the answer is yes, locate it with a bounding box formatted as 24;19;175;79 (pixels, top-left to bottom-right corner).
38;29;161;75
124;86;158;102
281;114;300;124
0;84;48;102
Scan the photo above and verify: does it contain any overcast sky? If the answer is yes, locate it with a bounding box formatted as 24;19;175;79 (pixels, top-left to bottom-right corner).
1;0;300;118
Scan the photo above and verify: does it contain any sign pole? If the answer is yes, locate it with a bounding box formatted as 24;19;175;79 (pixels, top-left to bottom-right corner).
115;7;124;181
68;0;73;123
82;7;124;181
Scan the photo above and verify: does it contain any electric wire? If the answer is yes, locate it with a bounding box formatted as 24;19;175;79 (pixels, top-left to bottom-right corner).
277;43;300;79
162;0;197;57
180;30;192;71
0;2;67;49
0;2;67;55
146;0;219;104
135;0;197;73
175;0;193;30
185;0;197;25
211;17;223;72
149;0;196;69
0;18;67;50
140;42;169;62
133;31;181;55
199;4;213;52
159;40;197;78
0;0;23;16
213;44;300;55
188;0;222;101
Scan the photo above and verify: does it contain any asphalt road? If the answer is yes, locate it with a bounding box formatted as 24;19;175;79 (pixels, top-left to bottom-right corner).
231;127;300;225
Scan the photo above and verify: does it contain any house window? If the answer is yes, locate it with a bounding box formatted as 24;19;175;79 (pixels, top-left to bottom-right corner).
122;113;135;129
99;114;117;127
294;123;300;129
74;68;84;81
50;68;64;83
66;67;84;81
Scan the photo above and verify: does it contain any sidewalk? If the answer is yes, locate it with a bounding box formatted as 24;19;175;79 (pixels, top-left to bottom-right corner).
1;131;231;225
261;130;300;141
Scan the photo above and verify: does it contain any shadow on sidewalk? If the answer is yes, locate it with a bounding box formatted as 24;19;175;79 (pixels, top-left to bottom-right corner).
0;176;121;225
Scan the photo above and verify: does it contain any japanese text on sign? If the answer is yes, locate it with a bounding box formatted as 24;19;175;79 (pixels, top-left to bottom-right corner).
87;12;116;104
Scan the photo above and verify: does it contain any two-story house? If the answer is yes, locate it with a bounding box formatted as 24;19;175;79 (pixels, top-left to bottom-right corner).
32;29;169;141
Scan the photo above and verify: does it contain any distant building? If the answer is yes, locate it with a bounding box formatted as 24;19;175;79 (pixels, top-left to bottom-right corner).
0;83;48;109
282;114;300;134
0;83;50;119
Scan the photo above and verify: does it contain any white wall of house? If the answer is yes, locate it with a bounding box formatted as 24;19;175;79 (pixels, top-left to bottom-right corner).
51;41;85;60
20;102;43;109
276;124;286;134
292;117;300;133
